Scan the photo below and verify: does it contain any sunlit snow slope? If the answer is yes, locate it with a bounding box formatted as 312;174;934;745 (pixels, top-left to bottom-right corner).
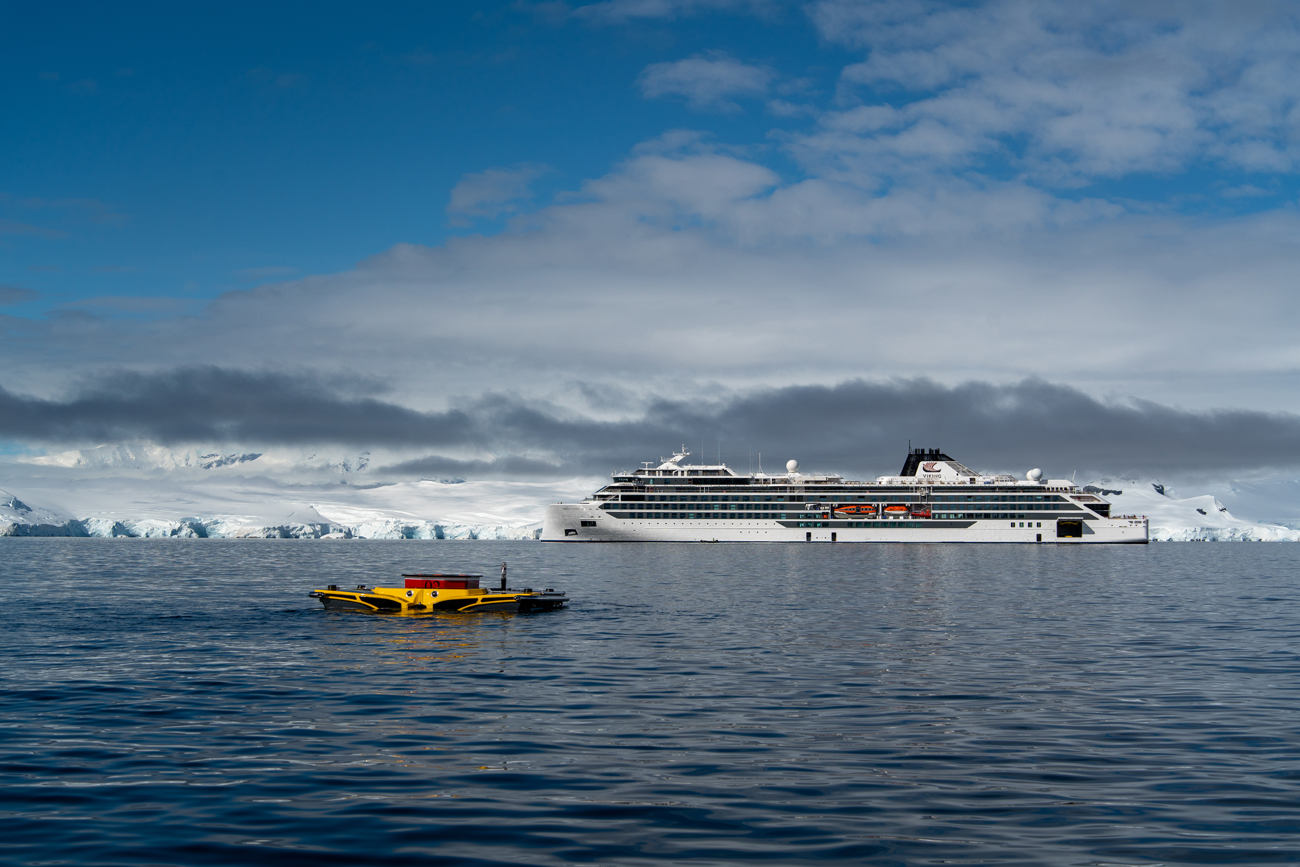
0;444;597;539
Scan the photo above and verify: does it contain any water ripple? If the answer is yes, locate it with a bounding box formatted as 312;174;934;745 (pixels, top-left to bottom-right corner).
3;539;1300;865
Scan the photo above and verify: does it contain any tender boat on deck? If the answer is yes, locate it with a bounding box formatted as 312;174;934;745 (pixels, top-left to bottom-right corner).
310;573;567;614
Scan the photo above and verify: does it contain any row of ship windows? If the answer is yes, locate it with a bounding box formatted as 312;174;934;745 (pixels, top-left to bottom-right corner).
609;494;1066;503
604;502;1075;511
795;521;1047;528
608;487;1056;496
607;512;1061;520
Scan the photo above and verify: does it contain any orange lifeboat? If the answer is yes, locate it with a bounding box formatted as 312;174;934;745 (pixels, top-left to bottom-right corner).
910;508;932;519
882;504;909;515
835;503;878;516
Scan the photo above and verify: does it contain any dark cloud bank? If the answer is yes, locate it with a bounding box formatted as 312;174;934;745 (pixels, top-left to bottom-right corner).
2;367;1298;479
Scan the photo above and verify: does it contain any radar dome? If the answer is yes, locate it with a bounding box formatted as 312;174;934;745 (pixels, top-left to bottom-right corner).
786;459;799;473
1027;468;1043;481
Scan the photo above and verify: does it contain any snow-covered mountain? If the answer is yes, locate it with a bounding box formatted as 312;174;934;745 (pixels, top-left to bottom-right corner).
0;490;83;536
1094;482;1300;541
1;442;597;539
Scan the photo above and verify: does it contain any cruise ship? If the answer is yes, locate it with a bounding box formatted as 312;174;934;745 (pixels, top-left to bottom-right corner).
541;447;1148;543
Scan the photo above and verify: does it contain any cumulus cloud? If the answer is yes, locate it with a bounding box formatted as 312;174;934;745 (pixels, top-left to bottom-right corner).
638;55;773;111
4;368;1300;480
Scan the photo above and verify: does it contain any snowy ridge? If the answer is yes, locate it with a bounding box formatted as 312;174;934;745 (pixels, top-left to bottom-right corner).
2;491;542;539
24;443;373;477
29;443;263;472
0;472;584;540
0;490;85;537
1099;481;1300;542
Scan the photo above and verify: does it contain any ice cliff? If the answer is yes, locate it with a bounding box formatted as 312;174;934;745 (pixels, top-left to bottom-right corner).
1;487;542;539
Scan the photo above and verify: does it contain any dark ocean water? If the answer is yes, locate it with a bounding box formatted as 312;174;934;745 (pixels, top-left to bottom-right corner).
3;539;1299;866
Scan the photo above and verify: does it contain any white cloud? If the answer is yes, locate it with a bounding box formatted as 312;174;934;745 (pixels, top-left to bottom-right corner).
805;0;1300;182
638;55;772;112
446;164;552;223
573;0;776;24
7;133;1300;417
9;0;1300;431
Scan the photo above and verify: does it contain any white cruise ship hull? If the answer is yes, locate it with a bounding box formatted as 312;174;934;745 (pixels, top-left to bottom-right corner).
541;504;1149;543
542;447;1149;544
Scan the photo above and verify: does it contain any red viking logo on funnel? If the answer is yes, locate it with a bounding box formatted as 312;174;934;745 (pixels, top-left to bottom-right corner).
922;462;940;472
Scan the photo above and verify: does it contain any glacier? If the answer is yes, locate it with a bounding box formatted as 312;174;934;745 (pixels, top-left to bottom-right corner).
0;480;567;540
0;443;597;539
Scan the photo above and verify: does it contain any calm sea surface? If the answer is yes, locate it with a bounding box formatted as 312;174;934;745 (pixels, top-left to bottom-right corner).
3;539;1299;866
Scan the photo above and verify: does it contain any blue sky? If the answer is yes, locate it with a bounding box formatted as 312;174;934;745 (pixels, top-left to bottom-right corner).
5;0;1300;475
7;0;1295;312
2;2;852;308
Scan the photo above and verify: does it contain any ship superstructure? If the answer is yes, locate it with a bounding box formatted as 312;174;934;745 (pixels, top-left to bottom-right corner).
541;447;1147;543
